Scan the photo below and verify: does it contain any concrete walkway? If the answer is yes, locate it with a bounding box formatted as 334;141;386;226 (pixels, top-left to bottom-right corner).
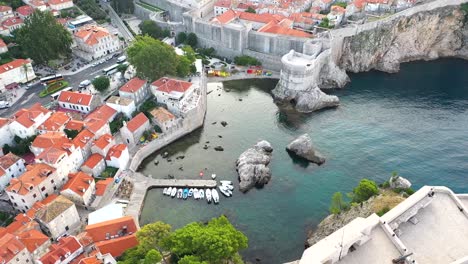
207;71;280;83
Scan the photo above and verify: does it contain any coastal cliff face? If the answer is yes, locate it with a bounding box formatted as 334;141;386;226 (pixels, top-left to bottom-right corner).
337;5;468;74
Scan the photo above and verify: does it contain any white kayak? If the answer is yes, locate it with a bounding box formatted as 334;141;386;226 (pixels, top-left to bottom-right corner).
167;187;173;195
163;187;168;195
177;189;183;199
220;180;233;186
188;188;194;197
212;189;219;204
199;189;204;200
222;184;234;191
193;188;199;199
171;187;177;197
206;189;212;203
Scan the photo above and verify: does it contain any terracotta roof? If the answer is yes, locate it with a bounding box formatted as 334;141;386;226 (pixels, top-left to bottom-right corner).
79;256;102;264
58;91;93;106
119;77;146;93
0;59;30;74
95;178;113;196
72;129;94;148
85;216;138;256
65;120;86;131
93;134;113;150
36;146;68;164
32;131;70;149
151;77;192;94
212;9;238;24
40;236;82;264
236;2;256;9
94;235;138;257
125;113;148;133
85;118;108;135
2;17;23;27
238;11;282;23
0;153;22;169
150;107;175;123
49;0;72;5
105;144;127;161
82;153;104;170
29;0;46;7
0;6;12;12
258;20;312;37
38;111;71;132
330;5;346;13
17;229;49;253
61;172;94;197
6;164;56;195
74;26;111;46
85;105;116;123
106;96;134;106
16;5;33;16
0;233;25;263
0;117;8;127
13;102;49;128
0;39;6;48
35;195;75;223
352;0;366;8
214;0;231;8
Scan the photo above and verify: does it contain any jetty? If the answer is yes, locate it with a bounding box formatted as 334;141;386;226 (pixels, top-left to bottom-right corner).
126;172;217;225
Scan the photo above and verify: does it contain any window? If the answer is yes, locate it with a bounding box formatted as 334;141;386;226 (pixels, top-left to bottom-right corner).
14;203;17;206
45;193;48;198
41;186;45;191
54;186;57;190
10;196;13;199
33;194;37;198
26;260;29;263
65;226;69;231
25;205;28;209
51;179;54;184
21;199;25;203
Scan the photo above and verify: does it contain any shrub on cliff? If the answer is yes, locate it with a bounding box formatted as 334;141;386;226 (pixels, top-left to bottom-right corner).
329;192;347;214
351;179;379;203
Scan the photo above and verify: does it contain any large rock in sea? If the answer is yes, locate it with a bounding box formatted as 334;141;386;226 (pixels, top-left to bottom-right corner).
389;174;412;189
286;134;325;165
236;140;273;192
273;86;340;113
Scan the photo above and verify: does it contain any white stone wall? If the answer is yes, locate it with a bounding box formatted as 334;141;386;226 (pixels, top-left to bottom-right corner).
43;204;80;239
0;158;25;190
0;62;36;84
106;147;129;168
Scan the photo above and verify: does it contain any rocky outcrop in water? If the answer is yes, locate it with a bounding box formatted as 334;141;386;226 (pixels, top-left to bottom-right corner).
274;86;340;113
236;140;273;192
286;134;325;165
389;174;412;189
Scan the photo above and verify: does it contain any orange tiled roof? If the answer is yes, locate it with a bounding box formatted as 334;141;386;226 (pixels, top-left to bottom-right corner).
17;229;49;252
40;236;82;264
85;105;116;123
13;102;49;128
0;6;12;12
238;11;282;24
61;171;94;197
65;120;86;131
214;0;231;8
58;91;93;106
105;144;127;161
258;20;312;38
151;77;192;94
94;235;138;257
49;0;72;5
2;17;23;27
73;129;94;148
74;26;111;46
79;256;102;264
16;5;34;16
6;164;56;195
149;107;175;123
32;131;70;149
29;0;46;7
0;153;22;169
330;5;346;13
0;117;8;127
85;118;107;135
119;77;146;93
95;178;113;196
212;8;237;24
125;113;148;133
38;111;71;132
82;153;104;169
93;134;113;150
36;146;68;164
0;233;25;263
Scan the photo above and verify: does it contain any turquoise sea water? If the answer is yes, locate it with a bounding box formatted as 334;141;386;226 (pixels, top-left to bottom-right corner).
139;59;468;263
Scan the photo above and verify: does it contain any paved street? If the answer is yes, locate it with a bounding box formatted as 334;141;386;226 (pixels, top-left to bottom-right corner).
102;2;135;42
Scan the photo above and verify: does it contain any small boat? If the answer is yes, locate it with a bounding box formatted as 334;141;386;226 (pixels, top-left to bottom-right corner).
212;189;219;204
177;189;183;199
163;188;168;195
206;189;212;203
188;188;194;197
183;188;189;200
220;180;233;186
219;185;232;197
222;184;234;191
211;174;216;179
199;189;204;200
193;188;199;199
167;187;173;195
171;188;177;197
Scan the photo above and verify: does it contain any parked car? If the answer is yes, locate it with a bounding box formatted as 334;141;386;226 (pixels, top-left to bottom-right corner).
79;79;91;88
0;101;10;109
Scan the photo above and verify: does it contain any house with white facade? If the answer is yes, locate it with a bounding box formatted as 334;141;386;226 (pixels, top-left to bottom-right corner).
37;111;71;134
1;16;24;34
35;195;81;239
118;77;148;106
214;0;231;15
60;171;95;207
58;91;100;114
120;113;150;147
91;133;114;157
0;59;35;85
83;105;116;138
6;163;60;212
327;5;345;26
365;0;392;12
10;103;51;138
16;5;34;19
105;144;129;169
39;236;83;264
35;142;84;181
17;229;51;260
73;26;121;61
48;0;74;10
0;6;14;22
81;153;105;177
0;233;34;264
150;77;195;116
30;131;70;156
0;153;25;190
149;107;176;133
72;129;95;159
0;118;14;149
105;96;136;119
0;38;8;54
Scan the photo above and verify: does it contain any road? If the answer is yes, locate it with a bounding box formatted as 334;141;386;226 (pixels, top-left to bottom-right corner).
102;2;135;43
0;56;123;117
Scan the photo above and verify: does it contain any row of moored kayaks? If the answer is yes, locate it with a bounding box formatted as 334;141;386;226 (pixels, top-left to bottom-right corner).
162;181;235;204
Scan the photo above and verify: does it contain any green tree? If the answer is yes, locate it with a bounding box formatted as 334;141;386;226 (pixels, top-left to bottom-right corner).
112;0;135;14
234;55;261;66
176;32;187;45
137;221;171;252
92;76;110;92
2;144;10;155
334;2;347;8
118;247;146;264
139;20;170;39
186;32;198;47
117;64;128;73
351;179;379;203
16;10;73;64
9;0;25;9
163;215;248;263
176;56;192;77
181;45;196;63
329;192;346;214
246;7;256;13
179;255;208;264
143;249;162;264
127;36;178;81
64;129;79;139
76;0;107;20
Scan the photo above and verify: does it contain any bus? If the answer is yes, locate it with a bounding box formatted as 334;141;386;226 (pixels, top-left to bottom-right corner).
102;64;119;75
40;74;63;85
50;87;72;100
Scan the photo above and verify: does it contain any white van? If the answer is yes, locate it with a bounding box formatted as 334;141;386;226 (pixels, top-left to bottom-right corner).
0;101;10;109
117;56;127;63
79;80;91;88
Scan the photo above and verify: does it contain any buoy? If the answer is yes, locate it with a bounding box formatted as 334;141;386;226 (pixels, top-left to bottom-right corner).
199;171;204;177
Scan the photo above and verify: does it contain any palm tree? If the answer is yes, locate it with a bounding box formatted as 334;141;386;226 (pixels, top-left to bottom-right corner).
21;62;32;83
